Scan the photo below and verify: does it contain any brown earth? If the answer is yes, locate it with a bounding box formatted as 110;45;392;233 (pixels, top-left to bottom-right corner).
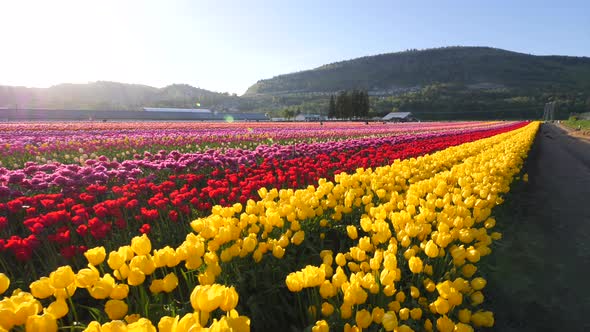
485;123;590;331
557;123;590;142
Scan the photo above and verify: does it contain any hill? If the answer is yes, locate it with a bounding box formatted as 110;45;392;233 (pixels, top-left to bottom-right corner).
0;81;237;111
242;47;590;119
245;46;590;95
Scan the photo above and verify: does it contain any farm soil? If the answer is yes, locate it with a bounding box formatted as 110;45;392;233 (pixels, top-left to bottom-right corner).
486;123;590;331
558;122;590;141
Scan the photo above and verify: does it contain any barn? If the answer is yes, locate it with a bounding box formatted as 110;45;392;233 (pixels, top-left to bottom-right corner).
382;112;416;122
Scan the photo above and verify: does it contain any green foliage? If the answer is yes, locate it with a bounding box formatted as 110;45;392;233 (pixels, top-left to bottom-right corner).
563;118;590;130
330;90;370;119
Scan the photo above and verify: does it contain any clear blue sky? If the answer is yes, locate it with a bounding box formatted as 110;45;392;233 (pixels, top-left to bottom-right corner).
1;0;588;95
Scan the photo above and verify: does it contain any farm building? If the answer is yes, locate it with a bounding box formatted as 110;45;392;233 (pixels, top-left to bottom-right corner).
295;114;327;121
382;112;416;122
143;107;212;113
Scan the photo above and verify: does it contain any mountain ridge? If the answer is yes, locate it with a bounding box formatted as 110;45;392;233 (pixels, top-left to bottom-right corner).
0;81;237;111
244;46;590;95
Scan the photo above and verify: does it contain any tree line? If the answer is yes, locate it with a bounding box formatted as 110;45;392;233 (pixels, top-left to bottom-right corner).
328;90;370;119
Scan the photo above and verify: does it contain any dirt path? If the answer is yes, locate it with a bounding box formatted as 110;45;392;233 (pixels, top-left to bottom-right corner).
486;123;590;331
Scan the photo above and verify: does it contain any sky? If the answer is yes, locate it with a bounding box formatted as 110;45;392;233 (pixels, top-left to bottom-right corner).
1;0;589;95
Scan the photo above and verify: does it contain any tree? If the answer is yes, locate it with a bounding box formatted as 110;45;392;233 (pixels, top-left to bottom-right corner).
335;92;346;119
328;95;336;118
351;90;361;118
283;108;295;120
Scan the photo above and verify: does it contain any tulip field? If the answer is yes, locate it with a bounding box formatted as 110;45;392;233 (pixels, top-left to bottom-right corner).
0;120;539;331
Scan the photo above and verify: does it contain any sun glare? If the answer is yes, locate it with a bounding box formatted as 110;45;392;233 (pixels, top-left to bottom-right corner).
1;0;137;88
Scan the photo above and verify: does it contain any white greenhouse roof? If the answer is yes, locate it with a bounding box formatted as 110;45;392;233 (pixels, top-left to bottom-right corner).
382;112;413;120
143;107;211;113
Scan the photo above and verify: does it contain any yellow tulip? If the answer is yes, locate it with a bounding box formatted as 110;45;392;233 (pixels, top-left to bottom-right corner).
272;245;285;259
346;225;358;240
321;302;334;317
433;297;450;315
127;318;156;332
153;247;180;268
53;282;77;300
131;234;152;256
470;277;487;290
219;286;239;312
76;266;100;288
461;264;477;278
101;320;128;332
381;311;398;331
319;281;336;299
312;319;329;332
30;277;55;299
424;240;439;258
395;291;406;303
25;313;57;332
82;321;102;332
471;310;494;327
46;299;68;319
125;314;140;324
224;309;250;331
335;253;347;266
88;274;115;299
0;274;10;294
470;291;484;305
114;264;130;281
158;316;179;332
161;273;179;293
355;309;372;328
110;284;130;300
84;247;106;266
50;266;75;289
291;230;305;245
436;315;455;332
190;284;225;312
127;268;145;286
105;299;128;320
455;322;474;332
150;279;164;294
242;235;257;253
107;251;126;270
340;304;352;319
398;307;410;320
408;256;423;274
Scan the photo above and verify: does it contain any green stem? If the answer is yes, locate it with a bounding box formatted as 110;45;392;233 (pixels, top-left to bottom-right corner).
66;287;80;325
